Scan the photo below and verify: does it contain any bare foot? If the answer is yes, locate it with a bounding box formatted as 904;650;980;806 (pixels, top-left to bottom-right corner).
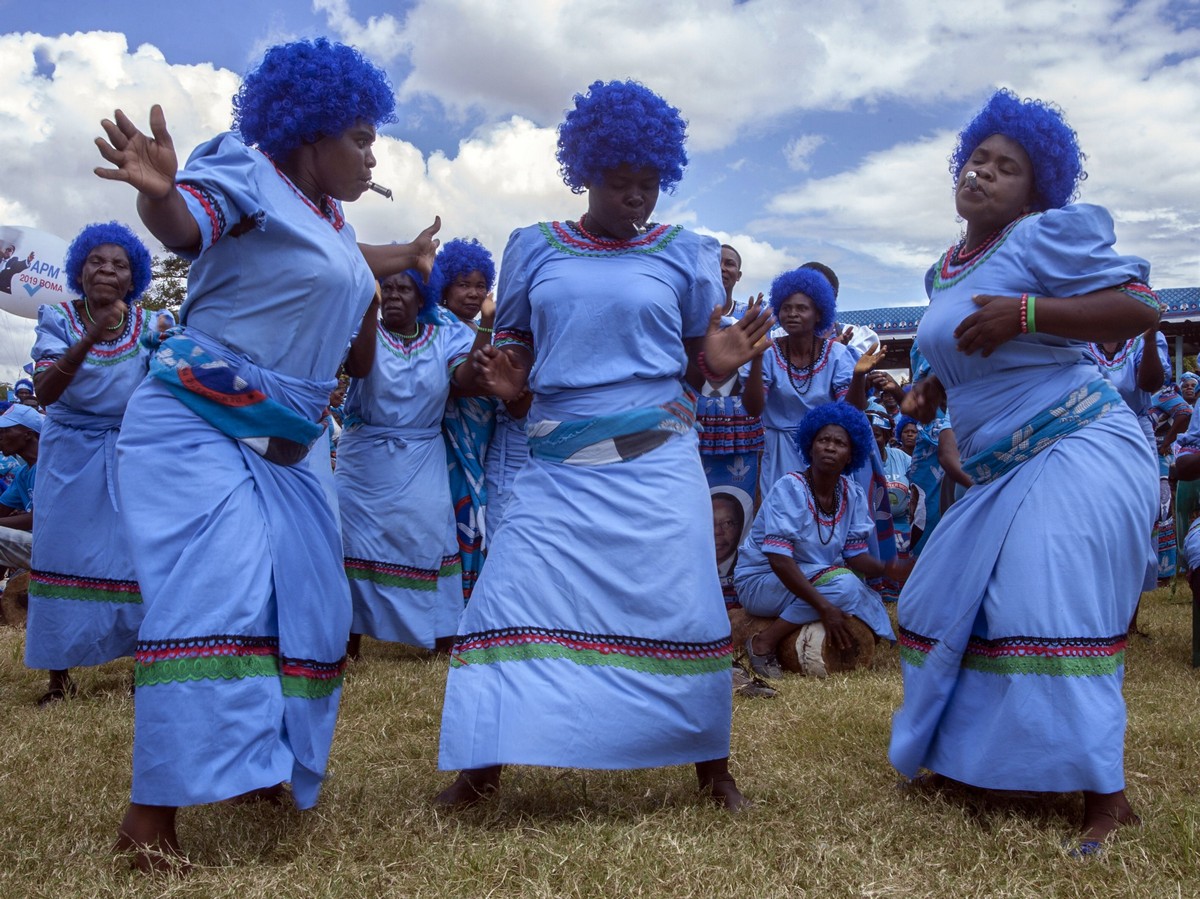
113;803;189;874
704;777;753;812
695;758;752;812
1081;789;1140;843
434;766;502;807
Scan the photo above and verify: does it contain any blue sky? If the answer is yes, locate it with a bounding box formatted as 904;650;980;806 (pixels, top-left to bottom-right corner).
1;0;1198;371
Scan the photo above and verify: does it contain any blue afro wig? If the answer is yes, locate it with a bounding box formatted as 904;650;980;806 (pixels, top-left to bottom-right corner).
793;402;875;474
951;88;1086;211
64;221;152;300
435;238;496;295
233;38;397;159
769;267;838;335
556;80;688;194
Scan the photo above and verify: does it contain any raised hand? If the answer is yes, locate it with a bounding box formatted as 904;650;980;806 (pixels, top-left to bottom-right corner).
702;293;774;377
900;374;946;424
479;292;496;326
854;342;887;376
94;105;179;200
411;217;441;282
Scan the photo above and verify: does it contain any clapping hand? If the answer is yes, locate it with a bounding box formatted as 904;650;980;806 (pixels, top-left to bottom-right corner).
702;294;774;377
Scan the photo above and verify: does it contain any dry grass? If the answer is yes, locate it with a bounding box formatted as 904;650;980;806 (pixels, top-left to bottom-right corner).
0;585;1197;898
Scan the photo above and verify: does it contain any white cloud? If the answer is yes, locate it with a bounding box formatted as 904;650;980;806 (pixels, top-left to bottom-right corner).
783;135;825;172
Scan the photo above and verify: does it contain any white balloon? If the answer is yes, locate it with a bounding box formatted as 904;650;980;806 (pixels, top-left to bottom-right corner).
0;225;71;319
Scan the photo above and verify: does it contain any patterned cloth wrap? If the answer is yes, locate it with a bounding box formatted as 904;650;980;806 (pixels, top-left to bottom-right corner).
144;326;324;465
527;390;697;465
961;378;1122;485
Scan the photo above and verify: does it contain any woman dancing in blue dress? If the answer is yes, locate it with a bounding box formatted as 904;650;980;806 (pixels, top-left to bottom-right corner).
888;89;1161;852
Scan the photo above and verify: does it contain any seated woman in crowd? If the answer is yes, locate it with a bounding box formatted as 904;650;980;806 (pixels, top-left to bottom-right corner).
737;402;902;679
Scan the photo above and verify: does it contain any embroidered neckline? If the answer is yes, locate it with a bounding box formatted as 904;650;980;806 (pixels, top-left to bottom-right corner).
931;213;1035;291
1088;337;1139;373
260;150;346;231
539;220;683;257
377;321;436;357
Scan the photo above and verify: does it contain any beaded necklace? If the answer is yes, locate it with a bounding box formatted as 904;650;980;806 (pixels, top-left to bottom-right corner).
82;297;126;333
804;469;842;546
783;335;821;396
931;213;1034;291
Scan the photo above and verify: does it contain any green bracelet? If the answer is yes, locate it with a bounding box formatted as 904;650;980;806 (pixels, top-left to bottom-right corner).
1026;295;1037;334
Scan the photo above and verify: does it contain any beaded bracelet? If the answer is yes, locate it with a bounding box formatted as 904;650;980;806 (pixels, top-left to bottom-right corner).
1019;294;1029;334
1025;295;1038;334
476;324;494;334
697;350;727;383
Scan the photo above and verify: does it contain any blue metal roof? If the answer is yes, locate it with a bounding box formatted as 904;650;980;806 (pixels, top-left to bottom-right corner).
838;287;1200;335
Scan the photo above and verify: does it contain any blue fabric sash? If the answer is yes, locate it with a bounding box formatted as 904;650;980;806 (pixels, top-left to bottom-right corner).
961;379;1121;485
527;391;697;465
144;327;325;466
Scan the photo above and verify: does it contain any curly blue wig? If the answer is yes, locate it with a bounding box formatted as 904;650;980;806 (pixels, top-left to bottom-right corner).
435;238;496;295
233;38;397;159
793;402;874;474
768;267;838;335
556;80;688;194
951;88;1086;211
64;221;152;300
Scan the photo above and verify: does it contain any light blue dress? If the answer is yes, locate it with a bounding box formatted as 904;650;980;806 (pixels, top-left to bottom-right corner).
25;303;150;668
114;133;376;809
734;471;895;641
758;338;854;490
889;204;1159;793
439;221;734;770
337;318;473;647
484;405;528;543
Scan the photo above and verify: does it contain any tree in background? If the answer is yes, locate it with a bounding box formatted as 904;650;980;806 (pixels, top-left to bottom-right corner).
142;252;189;319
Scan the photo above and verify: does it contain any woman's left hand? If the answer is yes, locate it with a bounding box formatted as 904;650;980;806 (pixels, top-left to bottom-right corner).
479;292;496;326
853;342;886;376
883;556;915;583
410;216;441;283
954;294;1022;357
84;299;129;340
702;294;774;377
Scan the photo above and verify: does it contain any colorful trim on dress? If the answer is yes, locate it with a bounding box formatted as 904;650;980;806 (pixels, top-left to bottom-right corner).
281;655;346;699
30;570;142;604
450;626;733;676
897;627;938;667
811;566;852;588
1085;337;1139;375
42;302;145;367
178;182;226;246
769;339;837;391
962;378;1121;485
538;221;683;258
762;534;794;554
261;150;346;231
961;634;1127;676
378;321;437;359
344;554;462;591
930;215;1033;291
786;471;851;529
134;634;281;687
494;328;533;354
1119;281;1163;312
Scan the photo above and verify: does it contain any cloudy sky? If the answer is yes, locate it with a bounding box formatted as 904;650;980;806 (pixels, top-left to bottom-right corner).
1;0;1198;373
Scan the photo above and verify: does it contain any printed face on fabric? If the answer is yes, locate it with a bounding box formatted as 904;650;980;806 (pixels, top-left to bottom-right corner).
811;425;853;475
308;120;377;203
380;272;420;332
712;495;742;563
955;133;1036;235
778;293;817;337
81;243;133;303
586;163;660;239
444;272;489;321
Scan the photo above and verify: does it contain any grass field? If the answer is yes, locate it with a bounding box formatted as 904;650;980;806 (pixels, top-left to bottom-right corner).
0;585;1197;898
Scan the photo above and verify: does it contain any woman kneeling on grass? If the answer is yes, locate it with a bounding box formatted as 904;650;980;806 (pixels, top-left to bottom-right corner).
736;402;904;679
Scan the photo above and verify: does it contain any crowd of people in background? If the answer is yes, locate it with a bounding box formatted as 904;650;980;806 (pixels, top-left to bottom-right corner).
0;35;1192;873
